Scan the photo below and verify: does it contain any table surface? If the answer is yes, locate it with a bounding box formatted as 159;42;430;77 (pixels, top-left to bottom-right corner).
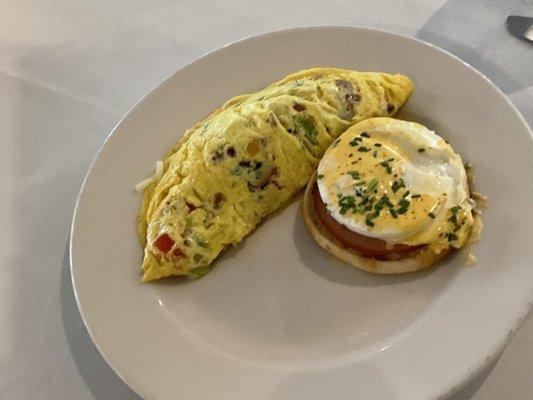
1;1;532;399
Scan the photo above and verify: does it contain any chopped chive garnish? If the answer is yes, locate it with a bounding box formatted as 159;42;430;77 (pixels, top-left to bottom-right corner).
448;205;463;233
389;208;398;218
349;137;363;146
428;212;436;219
397;198;410;215
446;232;458;242
364;210;379;226
391;178;406;193
402;190;410;198
360;132;370;138
418;148;426;153
367;178;378;192
347;171;360;179
373;150;378;158
369;209;380;218
317;174;324;179
374;143;382;147
358;146;371;152
339;195;356;214
379;160;393;174
373;194;393;212
411;194;421;198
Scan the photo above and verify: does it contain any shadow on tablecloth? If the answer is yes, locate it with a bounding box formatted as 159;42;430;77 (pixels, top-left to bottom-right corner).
416;0;532;96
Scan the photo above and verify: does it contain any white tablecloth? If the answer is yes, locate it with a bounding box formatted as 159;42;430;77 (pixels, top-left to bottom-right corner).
2;1;532;399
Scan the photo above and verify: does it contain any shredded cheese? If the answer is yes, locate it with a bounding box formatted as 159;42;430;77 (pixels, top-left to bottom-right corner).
463;165;486;267
465;248;477;266
135;160;164;193
135;176;155;193
155;160;164;181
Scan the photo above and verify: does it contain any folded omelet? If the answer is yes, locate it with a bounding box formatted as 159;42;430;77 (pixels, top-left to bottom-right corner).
138;68;414;281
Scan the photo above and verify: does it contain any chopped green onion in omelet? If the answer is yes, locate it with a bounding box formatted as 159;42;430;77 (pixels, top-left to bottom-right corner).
137;68;414;281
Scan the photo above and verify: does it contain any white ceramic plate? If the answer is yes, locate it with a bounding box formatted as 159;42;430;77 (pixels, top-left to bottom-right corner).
71;27;533;400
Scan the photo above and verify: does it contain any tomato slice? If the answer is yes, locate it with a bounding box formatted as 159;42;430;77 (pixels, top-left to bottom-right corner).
185;202;197;212
154;233;175;253
311;183;423;260
173;248;186;258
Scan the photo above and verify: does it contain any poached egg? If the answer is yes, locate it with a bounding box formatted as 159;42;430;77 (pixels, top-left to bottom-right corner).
317;118;474;250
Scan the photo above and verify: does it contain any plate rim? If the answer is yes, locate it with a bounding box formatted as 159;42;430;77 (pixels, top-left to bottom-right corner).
70;25;533;400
